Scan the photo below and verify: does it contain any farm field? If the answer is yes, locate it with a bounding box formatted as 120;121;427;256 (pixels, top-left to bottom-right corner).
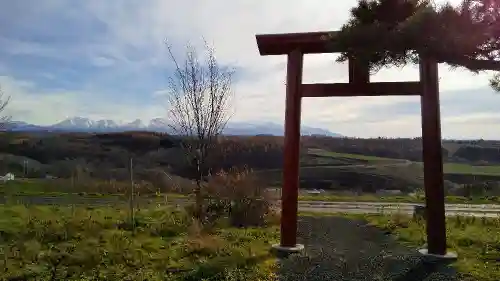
310;148;500;176
444;163;500;176
0;179;184;199
2;179;500;207
308;148;404;163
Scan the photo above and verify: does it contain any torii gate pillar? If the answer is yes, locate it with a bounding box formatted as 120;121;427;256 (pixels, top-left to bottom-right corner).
281;49;303;248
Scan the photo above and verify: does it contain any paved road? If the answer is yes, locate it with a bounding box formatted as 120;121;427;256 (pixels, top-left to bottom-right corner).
298;205;500;218
297;200;500;210
296;201;500;217
2;195;500;217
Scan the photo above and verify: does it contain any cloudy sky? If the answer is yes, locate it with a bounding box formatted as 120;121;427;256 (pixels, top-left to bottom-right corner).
1;0;499;139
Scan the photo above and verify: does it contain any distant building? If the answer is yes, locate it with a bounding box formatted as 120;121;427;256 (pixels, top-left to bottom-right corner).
0;173;15;182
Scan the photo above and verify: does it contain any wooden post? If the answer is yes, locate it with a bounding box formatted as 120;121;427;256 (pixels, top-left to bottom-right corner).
419;57;447;255
281;49;303;247
348;56;370;84
129;157;135;228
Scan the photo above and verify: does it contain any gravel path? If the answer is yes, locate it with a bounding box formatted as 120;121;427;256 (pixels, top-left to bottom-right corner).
277;216;462;281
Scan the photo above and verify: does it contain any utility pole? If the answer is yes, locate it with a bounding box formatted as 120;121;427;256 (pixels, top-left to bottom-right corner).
129;157;135;229
23;160;28;177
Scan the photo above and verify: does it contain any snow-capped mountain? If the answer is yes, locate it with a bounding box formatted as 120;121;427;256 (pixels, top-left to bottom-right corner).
123;119;147;130
6;117;342;137
95;119;119;129
149;118;168;130
225;121;338;136
54;117;95;129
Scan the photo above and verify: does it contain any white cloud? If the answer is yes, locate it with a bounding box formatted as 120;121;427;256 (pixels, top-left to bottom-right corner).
442;113;500;139
91;56;116;67
0;76;165;125
1;0;499;138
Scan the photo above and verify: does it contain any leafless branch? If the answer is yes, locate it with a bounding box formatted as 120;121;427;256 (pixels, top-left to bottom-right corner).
165;41;234;159
0;86;11;130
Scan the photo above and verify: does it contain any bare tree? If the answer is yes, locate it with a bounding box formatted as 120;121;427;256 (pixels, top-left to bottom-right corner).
0;86;11;130
165;41;234;218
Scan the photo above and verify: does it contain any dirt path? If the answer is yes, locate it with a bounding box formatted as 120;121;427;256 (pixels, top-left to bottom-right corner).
277;216;462;281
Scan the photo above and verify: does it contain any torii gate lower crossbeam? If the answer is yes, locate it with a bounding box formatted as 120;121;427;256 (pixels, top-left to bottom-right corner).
256;31;453;258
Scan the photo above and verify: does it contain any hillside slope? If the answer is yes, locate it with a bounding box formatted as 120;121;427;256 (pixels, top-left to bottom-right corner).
0;132;499;192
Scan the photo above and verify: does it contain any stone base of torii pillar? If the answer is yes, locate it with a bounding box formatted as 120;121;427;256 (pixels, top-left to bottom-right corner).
271;243;305;258
418;248;458;261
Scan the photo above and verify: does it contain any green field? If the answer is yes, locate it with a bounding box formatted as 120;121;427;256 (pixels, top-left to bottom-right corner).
307;149;401;163
3;174;499;206
309;148;500;176
299;212;500;281
444;163;500;176
0;204;279;280
0;179;188;199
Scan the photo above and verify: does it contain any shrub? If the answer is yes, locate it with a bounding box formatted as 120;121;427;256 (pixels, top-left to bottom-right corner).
203;168;276;227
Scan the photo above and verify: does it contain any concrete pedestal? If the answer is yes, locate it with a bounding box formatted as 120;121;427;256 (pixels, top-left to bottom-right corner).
271;244;305;258
418;248;458;262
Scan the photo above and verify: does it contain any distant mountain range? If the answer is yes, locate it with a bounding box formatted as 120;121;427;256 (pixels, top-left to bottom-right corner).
5;117;342;137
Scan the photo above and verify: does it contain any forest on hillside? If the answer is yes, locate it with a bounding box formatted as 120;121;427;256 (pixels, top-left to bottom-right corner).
0;132;497;182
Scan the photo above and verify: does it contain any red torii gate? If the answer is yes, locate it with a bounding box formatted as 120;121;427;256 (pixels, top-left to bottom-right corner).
256;31;453;257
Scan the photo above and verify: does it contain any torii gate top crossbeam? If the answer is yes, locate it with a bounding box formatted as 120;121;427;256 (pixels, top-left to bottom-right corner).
256;30;500;72
256;31;337;55
256;30;423;97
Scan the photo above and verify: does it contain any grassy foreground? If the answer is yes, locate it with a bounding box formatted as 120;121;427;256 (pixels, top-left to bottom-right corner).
321;213;500;281
0;205;279;281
